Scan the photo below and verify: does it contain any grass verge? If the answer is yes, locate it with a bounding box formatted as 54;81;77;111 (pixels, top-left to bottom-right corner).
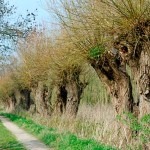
0;120;26;150
0;113;116;150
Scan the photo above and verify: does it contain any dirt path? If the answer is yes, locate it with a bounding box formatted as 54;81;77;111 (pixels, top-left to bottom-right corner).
0;116;50;150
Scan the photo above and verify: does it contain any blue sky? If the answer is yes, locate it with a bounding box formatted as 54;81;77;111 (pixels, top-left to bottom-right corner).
9;0;53;25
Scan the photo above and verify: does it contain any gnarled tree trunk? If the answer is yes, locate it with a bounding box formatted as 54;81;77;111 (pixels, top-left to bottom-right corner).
44;86;53;115
20;89;31;110
35;81;51;116
91;55;134;145
92;56;134;115
113;20;150;119
111;75;133;115
55;85;67;115
65;79;83;118
54;75;86;117
138;42;150;118
6;94;16;112
111;20;149;148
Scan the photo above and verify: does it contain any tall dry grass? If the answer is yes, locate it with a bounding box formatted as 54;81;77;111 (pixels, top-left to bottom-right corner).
27;102;145;149
30;103;120;147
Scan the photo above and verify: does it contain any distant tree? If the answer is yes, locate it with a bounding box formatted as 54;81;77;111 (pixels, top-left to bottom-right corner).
0;0;37;79
0;0;36;61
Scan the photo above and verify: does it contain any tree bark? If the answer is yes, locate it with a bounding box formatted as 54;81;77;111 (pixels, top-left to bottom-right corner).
65;80;80;118
6;94;16;112
54;75;86;117
113;20;150;119
91;55;134;144
111;20;149;148
20;89;31;110
138;42;150;118
34;81;51;116
92;56;134;115
55;85;67;115
44;86;53;115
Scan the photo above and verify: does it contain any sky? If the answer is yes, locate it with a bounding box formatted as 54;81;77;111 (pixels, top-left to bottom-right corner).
2;0;58;64
9;0;55;26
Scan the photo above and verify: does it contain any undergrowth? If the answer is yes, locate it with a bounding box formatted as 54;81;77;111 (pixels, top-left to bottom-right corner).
117;113;150;149
0;112;116;150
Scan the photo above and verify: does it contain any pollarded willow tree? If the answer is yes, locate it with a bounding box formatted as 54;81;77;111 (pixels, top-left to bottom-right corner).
109;0;150;118
49;31;87;117
16;31;54;116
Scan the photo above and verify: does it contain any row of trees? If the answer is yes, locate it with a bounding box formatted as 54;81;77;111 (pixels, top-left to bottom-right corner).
48;0;150;144
0;0;149;146
0;30;88;116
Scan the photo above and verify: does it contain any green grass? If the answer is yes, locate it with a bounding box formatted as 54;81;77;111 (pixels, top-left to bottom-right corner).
0;120;26;150
0;113;116;150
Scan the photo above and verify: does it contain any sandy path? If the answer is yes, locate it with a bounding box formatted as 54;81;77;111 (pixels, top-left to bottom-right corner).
0;116;50;150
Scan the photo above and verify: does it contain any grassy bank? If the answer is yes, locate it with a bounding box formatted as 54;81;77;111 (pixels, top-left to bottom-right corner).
31;104;117;147
0;120;25;150
0;113;116;150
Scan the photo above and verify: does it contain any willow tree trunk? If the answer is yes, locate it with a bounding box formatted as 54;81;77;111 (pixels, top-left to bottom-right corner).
111;75;133;115
20;89;31;110
138;42;150;118
13;89;23;110
35;82;50;116
92;58;134;116
54;78;85;117
44;86;53;115
65;80;80;118
92;56;134;145
110;20;150;148
113;20;150;119
6;95;16;112
55;85;67;115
